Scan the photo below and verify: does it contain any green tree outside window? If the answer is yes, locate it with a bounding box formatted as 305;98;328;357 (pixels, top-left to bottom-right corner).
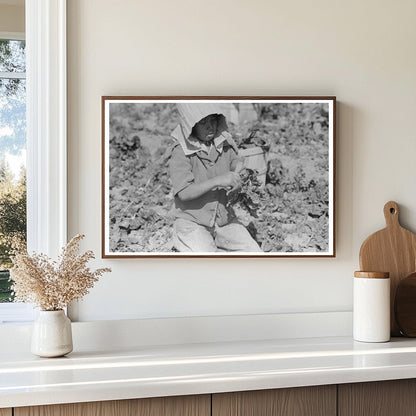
0;38;27;302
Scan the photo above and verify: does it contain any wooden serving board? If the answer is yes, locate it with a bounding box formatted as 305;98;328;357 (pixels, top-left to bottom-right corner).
395;272;416;337
359;201;416;336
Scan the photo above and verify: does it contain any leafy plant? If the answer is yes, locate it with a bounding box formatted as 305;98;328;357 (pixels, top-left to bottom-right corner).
228;168;263;218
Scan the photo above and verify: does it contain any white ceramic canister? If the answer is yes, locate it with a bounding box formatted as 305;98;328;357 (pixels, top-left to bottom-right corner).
353;271;390;342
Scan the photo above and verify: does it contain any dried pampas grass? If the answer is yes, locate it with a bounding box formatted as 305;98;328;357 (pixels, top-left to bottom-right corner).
10;234;111;311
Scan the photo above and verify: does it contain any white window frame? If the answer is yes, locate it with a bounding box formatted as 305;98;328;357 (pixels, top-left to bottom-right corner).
0;31;31;323
0;0;67;324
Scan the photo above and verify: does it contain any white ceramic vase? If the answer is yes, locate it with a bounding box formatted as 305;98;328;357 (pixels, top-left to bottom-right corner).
31;310;73;357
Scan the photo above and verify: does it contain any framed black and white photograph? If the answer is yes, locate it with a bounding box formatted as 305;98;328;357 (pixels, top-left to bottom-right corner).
102;97;335;258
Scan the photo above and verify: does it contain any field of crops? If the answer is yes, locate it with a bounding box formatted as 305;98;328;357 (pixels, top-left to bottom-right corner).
108;102;330;253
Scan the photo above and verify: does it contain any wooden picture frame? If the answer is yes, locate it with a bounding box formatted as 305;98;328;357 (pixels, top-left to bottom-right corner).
102;96;336;258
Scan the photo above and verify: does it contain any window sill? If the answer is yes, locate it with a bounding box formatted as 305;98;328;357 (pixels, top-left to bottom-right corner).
0;303;36;324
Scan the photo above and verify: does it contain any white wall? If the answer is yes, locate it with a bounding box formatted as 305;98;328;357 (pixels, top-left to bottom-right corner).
67;0;416;322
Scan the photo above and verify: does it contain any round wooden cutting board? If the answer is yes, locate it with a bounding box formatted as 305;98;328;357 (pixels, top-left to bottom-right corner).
395;272;416;337
359;201;416;336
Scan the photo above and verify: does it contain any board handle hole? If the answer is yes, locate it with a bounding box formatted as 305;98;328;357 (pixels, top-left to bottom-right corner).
390;207;396;214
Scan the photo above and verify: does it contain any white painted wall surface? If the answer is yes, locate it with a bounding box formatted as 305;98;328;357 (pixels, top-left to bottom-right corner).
0;3;24;33
67;0;416;322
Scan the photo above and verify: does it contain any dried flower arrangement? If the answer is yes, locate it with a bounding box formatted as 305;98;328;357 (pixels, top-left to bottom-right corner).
10;234;111;311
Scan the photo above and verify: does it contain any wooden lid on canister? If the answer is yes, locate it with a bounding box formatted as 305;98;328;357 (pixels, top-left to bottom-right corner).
354;271;390;279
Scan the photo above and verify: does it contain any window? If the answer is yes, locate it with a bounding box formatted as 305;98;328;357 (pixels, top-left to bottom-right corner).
0;34;26;305
0;0;67;324
0;32;34;322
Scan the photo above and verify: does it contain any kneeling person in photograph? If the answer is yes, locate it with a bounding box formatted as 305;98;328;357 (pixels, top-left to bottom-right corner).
169;103;262;252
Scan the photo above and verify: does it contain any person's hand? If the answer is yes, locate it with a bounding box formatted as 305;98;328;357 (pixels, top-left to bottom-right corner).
216;171;241;191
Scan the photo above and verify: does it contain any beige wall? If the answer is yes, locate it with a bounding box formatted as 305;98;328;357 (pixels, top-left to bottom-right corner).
0;4;24;33
67;0;416;321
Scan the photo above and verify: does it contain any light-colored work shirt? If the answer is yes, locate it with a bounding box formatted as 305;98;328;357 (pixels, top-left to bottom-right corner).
169;137;239;228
